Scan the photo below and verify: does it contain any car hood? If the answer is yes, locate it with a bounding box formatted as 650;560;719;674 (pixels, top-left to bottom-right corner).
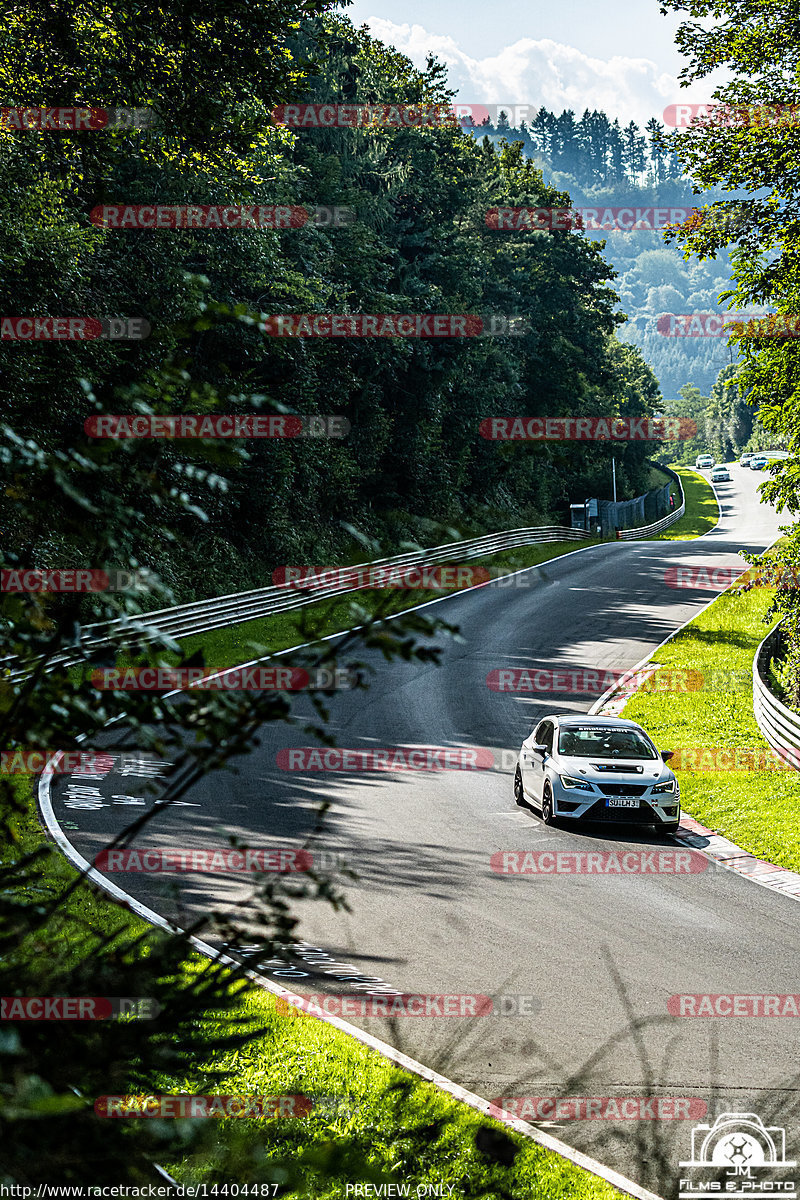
556;756;673;784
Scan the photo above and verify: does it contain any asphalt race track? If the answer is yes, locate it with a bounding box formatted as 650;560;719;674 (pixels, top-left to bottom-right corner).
49;465;799;1195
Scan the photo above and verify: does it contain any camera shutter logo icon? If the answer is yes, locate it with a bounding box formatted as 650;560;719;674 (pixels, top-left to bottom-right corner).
680;1112;795;1167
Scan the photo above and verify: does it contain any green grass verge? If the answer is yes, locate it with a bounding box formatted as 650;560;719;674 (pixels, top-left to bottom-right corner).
622;581;800;871
158;982;623;1198
12;773;621;1197
646;463;673;492
649;466;718;541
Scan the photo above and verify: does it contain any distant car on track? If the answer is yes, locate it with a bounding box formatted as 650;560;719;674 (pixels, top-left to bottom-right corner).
739;452;755;467
711;465;731;482
513;714;680;834
750;450;788;470
695;454;714;469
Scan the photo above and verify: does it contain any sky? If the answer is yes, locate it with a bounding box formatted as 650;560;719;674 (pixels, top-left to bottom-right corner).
341;0;722;129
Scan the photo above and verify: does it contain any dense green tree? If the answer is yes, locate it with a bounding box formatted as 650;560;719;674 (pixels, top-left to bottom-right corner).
659;0;800;700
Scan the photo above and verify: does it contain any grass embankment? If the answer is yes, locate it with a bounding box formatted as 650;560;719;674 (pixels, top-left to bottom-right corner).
160;982;623;1197
649;466;718;541
13;777;619;1198
622;578;800;871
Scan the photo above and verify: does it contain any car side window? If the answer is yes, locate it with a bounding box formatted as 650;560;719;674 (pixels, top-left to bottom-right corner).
535;720;554;755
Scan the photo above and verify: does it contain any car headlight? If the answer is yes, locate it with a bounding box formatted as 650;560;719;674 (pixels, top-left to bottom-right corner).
559;775;594;792
652;778;677;794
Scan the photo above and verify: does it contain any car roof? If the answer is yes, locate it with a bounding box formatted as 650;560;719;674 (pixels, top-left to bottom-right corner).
553;715;643;730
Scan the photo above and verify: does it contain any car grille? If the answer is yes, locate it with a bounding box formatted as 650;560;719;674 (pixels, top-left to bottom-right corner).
596;783;647;797
584;799;655;823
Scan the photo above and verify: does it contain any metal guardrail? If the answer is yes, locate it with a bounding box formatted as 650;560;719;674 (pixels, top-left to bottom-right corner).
9;474;692;675
9;525;589;675
616;467;685;540
753;622;800;766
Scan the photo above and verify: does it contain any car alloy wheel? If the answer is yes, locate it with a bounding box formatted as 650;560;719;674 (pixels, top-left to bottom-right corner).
513;765;525;806
541;784;556;825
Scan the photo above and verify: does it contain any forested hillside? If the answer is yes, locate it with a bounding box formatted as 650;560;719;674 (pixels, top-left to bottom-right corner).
2;17;662;603
470;108;740;399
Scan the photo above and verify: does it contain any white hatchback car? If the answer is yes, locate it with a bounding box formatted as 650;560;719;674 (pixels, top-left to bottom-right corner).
514;715;680;834
695;454;714;469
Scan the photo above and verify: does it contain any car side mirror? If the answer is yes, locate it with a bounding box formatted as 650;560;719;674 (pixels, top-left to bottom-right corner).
532;743;549;756
661;750;674;762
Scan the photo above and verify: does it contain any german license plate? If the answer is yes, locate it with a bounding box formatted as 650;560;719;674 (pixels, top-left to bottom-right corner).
606;797;638;808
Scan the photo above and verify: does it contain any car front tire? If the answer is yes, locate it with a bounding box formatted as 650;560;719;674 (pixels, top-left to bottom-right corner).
513;765;525;807
541;784;557;826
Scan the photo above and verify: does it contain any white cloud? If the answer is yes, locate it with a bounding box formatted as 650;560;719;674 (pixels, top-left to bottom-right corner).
362;20;715;129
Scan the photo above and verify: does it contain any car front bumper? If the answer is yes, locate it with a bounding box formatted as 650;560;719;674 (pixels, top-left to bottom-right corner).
552;785;680;826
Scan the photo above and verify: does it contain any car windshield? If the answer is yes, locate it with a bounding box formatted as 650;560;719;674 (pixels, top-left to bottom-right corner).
558;726;658;759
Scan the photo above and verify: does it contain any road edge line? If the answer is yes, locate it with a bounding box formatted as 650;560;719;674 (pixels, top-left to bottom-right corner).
37;761;663;1200
587;531;800;904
